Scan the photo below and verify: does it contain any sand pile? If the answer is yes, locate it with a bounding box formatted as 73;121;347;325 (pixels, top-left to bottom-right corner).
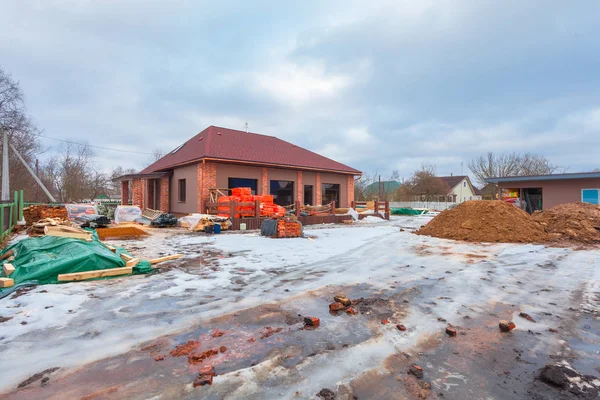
417;200;547;243
533;202;600;243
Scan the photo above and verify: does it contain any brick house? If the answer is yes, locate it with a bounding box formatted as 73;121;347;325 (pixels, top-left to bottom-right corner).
118;126;361;214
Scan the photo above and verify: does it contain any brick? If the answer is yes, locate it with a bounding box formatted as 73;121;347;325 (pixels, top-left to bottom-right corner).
445;327;457;337
396;324;407;331
303;317;320;327
329;302;344;311
333;296;351;306
499;320;516;332
346;307;358;315
409;364;424;379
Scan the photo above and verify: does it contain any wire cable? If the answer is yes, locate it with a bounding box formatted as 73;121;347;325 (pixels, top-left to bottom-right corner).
37;134;154;155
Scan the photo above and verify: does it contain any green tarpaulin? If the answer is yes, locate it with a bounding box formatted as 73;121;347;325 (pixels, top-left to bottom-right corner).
390;207;427;216
0;233;153;295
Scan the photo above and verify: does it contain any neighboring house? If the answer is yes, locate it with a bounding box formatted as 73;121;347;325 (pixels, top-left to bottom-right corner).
438;175;482;203
117;126;361;214
486;171;600;211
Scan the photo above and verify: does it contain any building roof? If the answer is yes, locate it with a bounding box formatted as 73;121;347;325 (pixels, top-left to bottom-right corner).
438;175;467;190
486;171;600;183
365;181;402;193
140;126;361;175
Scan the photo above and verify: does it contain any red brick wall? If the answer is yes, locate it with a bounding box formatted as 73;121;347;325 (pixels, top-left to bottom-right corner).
132;178;143;207
347;175;355;207
261;167;268;195
197;162;217;212
159;177;169;212
296;171;303;202
121;181;129;205
316;173;322;205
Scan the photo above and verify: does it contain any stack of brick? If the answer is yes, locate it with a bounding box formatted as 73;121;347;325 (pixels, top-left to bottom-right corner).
217;188;285;218
23;205;68;226
276;219;303;238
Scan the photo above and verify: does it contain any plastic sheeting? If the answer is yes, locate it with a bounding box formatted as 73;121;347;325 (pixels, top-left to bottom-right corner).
260;219;279;237
114;205;142;224
0;234;153;296
66;204;98;219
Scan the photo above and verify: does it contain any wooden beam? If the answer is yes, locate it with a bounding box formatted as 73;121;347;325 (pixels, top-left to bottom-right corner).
44;226;92;241
126;258;140;268
0;278;14;288
120;253;134;262
57;266;133;282
3;263;15;276
0;249;14;260
149;254;183;265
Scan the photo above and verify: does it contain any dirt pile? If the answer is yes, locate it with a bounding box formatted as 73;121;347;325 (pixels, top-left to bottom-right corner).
417;200;547;243
533;202;600;243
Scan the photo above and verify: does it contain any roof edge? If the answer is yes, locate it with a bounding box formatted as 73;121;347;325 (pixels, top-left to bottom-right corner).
486;171;600;183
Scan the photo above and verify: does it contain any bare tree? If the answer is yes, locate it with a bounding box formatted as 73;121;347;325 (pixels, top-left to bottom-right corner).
469;152;558;186
406;163;448;201
148;149;164;164
0;66;44;200
389;169;400;182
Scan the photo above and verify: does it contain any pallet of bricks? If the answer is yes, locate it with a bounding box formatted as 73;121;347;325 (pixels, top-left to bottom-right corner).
23;205;68;226
276;219;303;238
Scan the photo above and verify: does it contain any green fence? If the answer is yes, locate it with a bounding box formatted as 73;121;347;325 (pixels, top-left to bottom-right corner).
0;190;24;240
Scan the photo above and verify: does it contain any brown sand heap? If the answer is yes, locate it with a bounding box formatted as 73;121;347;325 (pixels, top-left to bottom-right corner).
533;202;600;243
417;200;547;243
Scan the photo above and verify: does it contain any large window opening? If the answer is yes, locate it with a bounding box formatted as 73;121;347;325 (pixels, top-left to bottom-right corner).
522;188;542;213
304;185;313;205
582;189;600;205
228;178;258;195
270;180;294;206
322;183;340;206
178;179;186;202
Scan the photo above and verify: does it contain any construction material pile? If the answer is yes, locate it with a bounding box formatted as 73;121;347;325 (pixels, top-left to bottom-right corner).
217;188;285;218
28;218;72;237
96;226;149;241
23;205;68;226
533;202;600;243
417;200;547;243
260;218;303;238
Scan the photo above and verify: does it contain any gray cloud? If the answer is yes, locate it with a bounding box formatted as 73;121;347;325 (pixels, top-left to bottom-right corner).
1;0;599;181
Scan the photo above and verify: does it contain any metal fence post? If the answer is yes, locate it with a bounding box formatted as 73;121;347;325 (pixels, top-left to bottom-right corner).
19;189;24;221
13;191;18;225
0;205;4;238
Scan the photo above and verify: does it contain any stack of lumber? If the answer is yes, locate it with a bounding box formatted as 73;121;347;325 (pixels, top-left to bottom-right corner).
28;218;73;237
23;205;68;226
96;226;149;240
44;225;92;241
277;219;303;238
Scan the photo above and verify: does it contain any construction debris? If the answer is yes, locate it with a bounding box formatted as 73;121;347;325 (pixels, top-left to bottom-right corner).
0;278;14;288
3;263;15;276
57;266;133;282
417;200;547;243
519;312;536;322
499;320;516;332
148;254;183;265
303;317;320;328
28;218;72;237
44;225;93;241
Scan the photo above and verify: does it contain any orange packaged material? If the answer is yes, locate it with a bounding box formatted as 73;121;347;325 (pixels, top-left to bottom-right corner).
232;187;252;197
276;219;303;238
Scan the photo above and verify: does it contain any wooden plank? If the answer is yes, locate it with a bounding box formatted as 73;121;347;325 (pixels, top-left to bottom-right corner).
126;258;140;268
149;254;183;265
44;226;92;241
0;278;15;288
0;249;14;260
120;253;134;262
3;263;15;276
57;266;133;282
106;245;116;253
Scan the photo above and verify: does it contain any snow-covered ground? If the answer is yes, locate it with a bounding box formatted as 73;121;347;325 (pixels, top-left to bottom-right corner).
0;216;598;399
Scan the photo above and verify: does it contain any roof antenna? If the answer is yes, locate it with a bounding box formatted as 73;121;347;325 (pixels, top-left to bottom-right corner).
245;122;248;133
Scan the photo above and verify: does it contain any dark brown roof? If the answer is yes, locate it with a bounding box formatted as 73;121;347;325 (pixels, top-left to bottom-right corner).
141;126;361;175
438;175;468;189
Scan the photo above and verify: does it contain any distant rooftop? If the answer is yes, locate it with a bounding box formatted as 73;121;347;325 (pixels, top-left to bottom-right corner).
486;171;600;183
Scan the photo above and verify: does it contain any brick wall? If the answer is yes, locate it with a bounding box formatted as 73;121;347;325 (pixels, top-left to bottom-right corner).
315;173;322;205
347;175;355;207
121;181;130;205
197;162;217;212
159;177;169;212
296;171;303;202
261;167;268;195
132;178;143;207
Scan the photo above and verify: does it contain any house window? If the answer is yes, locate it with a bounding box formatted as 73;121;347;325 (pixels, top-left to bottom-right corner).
270;180;294;206
463;181;466;187
228;178;258;195
582;189;599;205
178;179;186;202
322;183;340;206
304;185;313;205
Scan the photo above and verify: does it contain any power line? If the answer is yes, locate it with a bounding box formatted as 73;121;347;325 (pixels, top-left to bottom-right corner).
37;134;154;155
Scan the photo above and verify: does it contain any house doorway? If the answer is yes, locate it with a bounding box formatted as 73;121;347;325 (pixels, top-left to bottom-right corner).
522;188;543;213
146;179;161;210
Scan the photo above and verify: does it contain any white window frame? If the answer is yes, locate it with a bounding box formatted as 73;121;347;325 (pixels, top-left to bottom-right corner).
581;188;600;204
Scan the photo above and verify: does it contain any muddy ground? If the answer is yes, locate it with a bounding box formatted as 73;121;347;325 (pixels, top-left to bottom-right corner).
0;217;598;399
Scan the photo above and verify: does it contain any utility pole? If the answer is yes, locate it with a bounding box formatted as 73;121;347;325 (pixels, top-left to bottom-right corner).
1;130;9;201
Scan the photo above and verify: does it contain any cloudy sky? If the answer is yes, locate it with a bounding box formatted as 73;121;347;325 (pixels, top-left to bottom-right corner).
1;0;600;183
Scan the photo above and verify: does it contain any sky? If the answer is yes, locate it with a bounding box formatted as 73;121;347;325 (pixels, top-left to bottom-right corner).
1;0;600;184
